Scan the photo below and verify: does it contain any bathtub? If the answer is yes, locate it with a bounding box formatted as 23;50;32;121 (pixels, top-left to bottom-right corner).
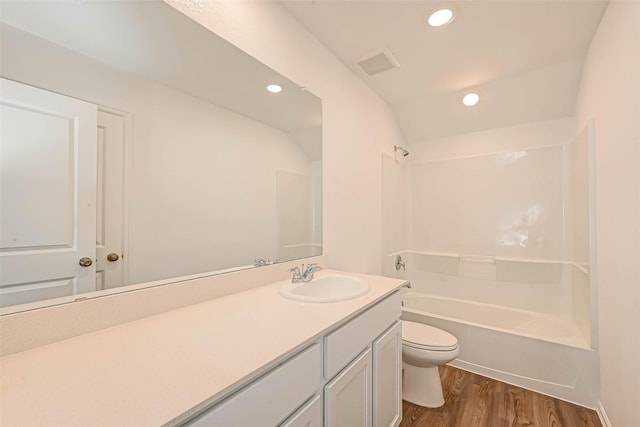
402;292;599;408
403;293;587;348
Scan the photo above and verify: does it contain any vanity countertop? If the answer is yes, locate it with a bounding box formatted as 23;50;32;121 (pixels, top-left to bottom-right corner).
0;270;406;426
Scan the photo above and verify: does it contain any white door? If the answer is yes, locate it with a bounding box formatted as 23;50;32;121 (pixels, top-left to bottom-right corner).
0;78;97;308
95;109;125;290
325;348;373;427
373;321;402;427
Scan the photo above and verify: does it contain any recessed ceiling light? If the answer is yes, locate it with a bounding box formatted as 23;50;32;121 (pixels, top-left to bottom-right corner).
463;93;480;106
266;84;282;93
427;8;454;27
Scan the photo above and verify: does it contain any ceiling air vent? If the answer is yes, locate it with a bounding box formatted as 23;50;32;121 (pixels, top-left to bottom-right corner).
357;48;400;76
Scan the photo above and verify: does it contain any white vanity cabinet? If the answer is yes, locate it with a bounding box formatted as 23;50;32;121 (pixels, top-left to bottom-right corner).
183;291;402;427
323;291;402;427
323;323;401;427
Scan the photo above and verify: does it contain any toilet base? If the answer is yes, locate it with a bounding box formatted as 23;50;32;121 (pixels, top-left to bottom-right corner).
402;362;445;408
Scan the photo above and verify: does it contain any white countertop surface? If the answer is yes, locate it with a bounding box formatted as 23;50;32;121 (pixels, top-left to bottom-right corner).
0;270;406;426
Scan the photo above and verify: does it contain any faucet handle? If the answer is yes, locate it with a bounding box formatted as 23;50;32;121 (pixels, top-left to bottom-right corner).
302;263;323;282
305;263;322;273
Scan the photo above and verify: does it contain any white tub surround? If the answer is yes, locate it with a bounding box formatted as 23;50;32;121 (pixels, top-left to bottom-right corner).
0;270;406;426
390;251;592;345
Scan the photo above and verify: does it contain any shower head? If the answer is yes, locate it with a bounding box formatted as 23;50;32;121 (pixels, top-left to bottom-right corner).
394;145;410;157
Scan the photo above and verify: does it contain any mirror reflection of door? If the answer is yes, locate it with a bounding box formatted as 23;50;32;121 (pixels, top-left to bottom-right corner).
95;109;126;291
0;78;125;307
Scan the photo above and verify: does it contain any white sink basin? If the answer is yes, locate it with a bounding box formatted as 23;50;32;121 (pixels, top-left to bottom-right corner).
279;274;370;303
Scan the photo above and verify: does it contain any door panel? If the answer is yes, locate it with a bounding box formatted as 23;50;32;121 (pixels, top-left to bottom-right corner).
1;104;75;249
0;278;75;308
95;110;125;290
0;78;97;307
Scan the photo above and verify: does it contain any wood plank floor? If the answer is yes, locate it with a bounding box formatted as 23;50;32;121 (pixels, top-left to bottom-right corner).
400;365;602;427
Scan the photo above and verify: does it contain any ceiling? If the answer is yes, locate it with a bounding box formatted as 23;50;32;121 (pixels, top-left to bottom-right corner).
280;0;608;143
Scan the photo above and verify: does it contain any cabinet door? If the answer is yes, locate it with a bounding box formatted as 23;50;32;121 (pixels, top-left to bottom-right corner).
280;394;322;427
324;348;372;427
373;321;402;427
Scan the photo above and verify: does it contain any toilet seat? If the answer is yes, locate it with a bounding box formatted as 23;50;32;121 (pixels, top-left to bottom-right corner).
402;320;458;351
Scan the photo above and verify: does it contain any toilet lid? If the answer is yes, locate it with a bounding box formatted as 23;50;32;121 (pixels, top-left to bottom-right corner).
402;320;458;351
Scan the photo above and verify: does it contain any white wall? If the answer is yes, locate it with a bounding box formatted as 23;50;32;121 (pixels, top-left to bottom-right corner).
128;90;312;283
166;0;407;275
1;24;313;284
381;154;410;277
276;170;319;261
574;1;640;424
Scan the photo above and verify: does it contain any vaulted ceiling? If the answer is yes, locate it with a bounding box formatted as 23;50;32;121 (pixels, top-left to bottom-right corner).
281;0;608;142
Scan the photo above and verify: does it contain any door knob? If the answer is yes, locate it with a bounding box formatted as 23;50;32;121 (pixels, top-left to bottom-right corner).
107;253;120;262
79;257;93;267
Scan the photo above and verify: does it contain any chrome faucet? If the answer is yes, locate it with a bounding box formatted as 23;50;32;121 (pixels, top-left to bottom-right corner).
303;263;323;281
289;263;323;283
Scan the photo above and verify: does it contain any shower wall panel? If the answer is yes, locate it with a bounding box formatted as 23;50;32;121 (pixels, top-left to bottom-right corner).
570;127;591;267
410;146;567;261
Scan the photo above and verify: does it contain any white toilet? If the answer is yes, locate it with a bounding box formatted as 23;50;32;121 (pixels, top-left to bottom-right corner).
401;320;459;408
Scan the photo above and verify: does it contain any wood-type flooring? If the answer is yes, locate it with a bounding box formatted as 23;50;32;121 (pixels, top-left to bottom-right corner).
399;365;602;427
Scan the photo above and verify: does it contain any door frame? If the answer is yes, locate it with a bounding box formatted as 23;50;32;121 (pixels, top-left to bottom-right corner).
97;105;132;290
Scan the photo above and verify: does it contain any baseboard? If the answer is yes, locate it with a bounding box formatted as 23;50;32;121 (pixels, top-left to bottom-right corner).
596;402;612;427
448;359;596;409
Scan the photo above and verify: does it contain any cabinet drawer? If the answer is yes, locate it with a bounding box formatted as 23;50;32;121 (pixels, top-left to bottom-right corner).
280;394;322;427
324;292;401;378
186;343;321;427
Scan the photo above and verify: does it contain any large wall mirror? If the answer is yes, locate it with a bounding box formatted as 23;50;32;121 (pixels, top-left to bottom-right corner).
0;1;322;312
